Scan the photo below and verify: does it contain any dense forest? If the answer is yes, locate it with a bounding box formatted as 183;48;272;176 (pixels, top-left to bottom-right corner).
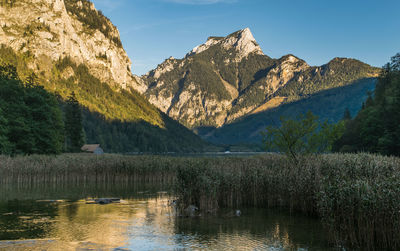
334;53;400;156
0;65;64;154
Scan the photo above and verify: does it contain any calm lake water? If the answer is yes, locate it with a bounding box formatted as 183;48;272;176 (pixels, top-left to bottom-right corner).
0;182;337;251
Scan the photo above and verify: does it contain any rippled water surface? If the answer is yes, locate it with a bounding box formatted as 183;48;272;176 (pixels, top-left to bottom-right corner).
0;182;336;250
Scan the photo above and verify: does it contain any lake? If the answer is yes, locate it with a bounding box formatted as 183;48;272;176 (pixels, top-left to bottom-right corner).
0;182;337;250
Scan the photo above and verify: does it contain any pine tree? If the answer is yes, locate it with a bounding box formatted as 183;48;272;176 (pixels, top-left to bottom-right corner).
65;92;84;152
0;107;11;154
343;108;351;121
25;84;64;154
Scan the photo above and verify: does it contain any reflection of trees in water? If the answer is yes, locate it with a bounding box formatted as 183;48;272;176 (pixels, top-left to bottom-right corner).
0;200;58;240
65;202;79;221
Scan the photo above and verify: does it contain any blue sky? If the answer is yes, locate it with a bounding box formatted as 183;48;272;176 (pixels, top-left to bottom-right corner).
92;0;400;75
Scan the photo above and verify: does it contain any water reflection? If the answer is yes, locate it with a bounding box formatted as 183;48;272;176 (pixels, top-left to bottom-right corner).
173;209;332;250
0;183;336;250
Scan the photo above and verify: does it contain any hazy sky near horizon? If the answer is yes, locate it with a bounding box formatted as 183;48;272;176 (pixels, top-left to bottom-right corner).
91;0;400;75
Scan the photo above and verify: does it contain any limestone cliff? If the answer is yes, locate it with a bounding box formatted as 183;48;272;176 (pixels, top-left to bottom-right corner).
0;0;146;91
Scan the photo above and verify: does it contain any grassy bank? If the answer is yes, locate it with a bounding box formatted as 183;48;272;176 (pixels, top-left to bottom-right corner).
1;153;399;250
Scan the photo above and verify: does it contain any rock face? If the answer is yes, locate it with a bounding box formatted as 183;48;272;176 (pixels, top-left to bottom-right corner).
141;28;379;129
0;0;145;91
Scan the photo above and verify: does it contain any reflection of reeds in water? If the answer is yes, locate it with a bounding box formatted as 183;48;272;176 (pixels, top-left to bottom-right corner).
173;208;330;250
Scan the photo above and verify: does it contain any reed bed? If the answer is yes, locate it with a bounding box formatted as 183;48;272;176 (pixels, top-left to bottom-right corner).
1;153;399;250
175;153;400;250
0;153;178;185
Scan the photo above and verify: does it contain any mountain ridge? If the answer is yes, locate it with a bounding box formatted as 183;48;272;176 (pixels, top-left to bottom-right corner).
140;28;380;129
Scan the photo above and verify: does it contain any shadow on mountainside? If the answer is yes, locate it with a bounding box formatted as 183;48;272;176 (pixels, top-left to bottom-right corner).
197;78;377;145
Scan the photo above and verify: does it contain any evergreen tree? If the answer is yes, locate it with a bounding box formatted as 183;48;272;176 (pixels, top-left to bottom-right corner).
343;108;352;121
0;107;10;154
0;65;34;154
65;92;84;152
25;83;64;154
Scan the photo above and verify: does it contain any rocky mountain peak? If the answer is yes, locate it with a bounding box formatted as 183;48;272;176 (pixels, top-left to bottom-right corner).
223;28;263;58
186;28;263;61
147;56;177;79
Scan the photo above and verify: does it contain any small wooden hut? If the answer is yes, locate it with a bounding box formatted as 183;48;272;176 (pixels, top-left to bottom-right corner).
81;144;104;155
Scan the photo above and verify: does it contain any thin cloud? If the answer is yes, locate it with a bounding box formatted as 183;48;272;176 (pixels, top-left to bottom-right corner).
163;0;237;4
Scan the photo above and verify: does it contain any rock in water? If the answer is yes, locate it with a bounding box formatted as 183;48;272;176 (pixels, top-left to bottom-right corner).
235;209;241;217
184;205;199;217
86;198;120;205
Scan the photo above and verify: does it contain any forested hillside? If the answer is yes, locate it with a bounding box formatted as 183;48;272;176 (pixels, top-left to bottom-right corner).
334;53;400;156
0;64;63;154
0;46;206;153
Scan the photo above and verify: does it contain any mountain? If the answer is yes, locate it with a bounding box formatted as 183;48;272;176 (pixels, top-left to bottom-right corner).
0;0;206;152
140;28;380;130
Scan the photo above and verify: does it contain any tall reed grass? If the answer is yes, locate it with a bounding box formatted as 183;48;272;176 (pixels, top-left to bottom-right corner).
0;154;178;185
175;153;400;250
